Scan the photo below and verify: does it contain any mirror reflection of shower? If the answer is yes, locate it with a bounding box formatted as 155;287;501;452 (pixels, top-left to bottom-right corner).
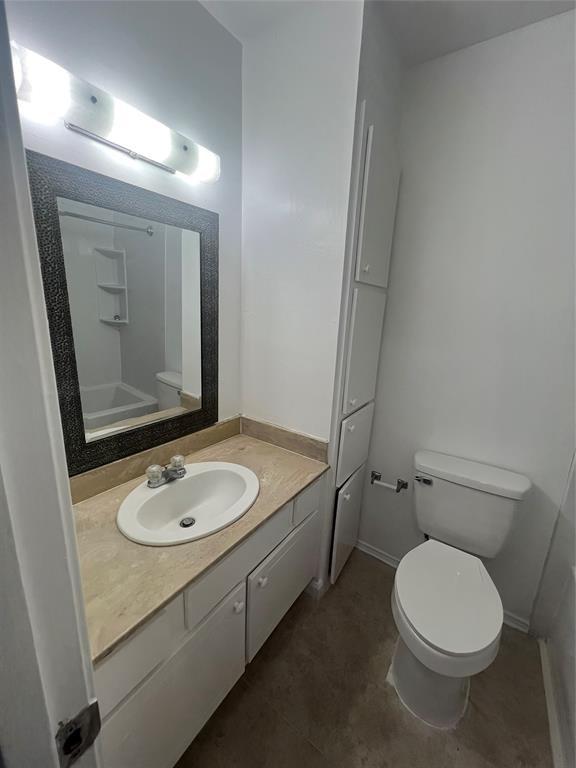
57;198;201;441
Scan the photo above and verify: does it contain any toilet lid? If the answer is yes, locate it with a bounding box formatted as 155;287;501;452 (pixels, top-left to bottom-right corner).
395;540;503;656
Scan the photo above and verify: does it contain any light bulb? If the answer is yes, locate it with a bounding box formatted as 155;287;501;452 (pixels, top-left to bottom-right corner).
22;48;70;125
10;44;22;93
181;145;221;184
108;99;172;164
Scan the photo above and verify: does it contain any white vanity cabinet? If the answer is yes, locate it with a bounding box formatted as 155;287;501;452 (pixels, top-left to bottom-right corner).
100;583;246;768
96;475;325;768
247;510;321;661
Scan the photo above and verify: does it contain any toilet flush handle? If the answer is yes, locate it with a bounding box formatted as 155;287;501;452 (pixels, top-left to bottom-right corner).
414;475;433;486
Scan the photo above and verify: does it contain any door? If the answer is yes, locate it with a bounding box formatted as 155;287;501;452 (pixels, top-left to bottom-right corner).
247;511;321;662
342;285;387;415
355;120;400;289
100;583;246;768
0;5;101;766
337;402;374;487
330;465;366;584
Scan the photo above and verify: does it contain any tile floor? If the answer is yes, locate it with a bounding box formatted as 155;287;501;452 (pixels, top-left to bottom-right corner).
176;550;552;768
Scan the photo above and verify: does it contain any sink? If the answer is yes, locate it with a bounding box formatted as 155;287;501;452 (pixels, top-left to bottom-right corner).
117;462;260;546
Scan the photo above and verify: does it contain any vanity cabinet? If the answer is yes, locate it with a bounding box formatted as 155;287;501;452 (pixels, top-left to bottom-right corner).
96;476;325;768
100;582;246;768
247;510;321;661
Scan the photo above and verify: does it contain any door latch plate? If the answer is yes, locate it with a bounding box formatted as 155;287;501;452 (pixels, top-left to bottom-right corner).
56;700;101;767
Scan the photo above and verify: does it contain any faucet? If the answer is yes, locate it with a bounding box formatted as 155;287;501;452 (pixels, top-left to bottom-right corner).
146;455;186;488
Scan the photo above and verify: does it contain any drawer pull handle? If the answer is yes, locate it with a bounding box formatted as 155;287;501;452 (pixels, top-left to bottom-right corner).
343;493;351;501
347;424;356;432
258;576;269;589
233;601;245;614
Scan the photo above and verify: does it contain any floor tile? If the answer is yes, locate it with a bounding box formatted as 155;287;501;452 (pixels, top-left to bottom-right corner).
175;550;552;768
176;679;330;768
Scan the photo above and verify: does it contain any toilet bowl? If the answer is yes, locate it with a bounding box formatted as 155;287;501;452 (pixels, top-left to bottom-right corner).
389;540;502;728
388;451;531;729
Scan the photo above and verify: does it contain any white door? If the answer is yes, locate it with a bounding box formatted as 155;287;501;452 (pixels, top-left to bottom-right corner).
330;465;366;584
337;402;374;487
342;285;387;415
355;120;400;289
0;5;101;766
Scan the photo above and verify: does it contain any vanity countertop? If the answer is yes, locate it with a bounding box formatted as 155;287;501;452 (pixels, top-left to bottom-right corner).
73;435;329;664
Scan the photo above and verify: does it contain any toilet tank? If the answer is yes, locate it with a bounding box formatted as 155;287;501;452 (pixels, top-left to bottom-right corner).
413;451;531;558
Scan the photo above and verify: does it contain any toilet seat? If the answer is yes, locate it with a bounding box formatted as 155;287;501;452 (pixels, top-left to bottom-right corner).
392;540;503;677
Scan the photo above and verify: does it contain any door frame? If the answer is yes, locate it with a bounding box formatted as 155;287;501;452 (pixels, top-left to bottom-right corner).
0;4;101;765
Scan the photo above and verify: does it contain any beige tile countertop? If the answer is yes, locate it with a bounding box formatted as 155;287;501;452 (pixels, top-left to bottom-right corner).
73;435;329;665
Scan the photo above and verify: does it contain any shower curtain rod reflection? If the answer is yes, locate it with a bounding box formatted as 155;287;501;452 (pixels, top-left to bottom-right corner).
58;210;154;236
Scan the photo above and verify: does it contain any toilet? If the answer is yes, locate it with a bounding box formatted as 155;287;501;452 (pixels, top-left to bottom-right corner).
155;370;182;410
389;450;531;729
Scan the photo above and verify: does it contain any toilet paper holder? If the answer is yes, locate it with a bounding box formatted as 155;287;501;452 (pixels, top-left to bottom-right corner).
370;471;408;493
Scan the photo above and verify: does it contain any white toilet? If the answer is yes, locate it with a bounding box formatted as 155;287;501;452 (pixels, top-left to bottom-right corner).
155;370;182;410
389;450;531;729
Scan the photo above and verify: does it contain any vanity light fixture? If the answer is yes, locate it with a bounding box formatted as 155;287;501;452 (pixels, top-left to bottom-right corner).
10;42;221;183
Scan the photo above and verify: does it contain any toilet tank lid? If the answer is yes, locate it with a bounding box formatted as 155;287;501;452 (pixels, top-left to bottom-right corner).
155;371;182;388
414;451;531;500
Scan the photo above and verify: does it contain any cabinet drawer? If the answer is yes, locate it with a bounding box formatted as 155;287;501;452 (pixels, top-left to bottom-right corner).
95;595;185;719
184;501;293;631
100;582;246;768
247;510;321;662
336;402;374;487
293;477;323;527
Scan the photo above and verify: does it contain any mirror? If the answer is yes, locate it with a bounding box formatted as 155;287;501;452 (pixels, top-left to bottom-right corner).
57;198;202;441
27;150;218;475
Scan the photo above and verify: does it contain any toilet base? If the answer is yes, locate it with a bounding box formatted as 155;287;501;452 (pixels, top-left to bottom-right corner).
389;637;469;729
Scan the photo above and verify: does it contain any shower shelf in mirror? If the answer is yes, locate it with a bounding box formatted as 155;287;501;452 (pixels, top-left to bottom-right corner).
94;246;129;325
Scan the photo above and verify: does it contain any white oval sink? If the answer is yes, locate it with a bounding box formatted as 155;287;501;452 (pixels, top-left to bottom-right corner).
117;462;260;546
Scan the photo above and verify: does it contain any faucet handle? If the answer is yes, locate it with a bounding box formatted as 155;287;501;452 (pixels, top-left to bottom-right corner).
146;464;163;487
170;455;186;470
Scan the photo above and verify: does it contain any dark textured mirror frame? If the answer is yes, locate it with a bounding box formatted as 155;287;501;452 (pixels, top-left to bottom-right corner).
26;150;218;476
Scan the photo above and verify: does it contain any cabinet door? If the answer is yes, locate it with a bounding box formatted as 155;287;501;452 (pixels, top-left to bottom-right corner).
247;510;321;662
343;286;387;415
355;121;400;288
100;582;246;768
337;402;374;487
330;465;365;584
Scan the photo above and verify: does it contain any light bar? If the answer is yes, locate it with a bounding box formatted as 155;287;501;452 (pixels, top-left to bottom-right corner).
10;42;220;184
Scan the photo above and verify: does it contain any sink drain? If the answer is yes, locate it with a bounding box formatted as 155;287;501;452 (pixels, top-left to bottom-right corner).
179;517;196;528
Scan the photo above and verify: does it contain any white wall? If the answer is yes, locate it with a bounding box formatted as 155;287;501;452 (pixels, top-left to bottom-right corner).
241;1;363;440
533;457;575;767
59;201;121;389
360;12;575;627
115;216;166;397
6;0;242;420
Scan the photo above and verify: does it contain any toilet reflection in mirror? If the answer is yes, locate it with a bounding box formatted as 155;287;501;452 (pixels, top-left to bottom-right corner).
57;197;202;441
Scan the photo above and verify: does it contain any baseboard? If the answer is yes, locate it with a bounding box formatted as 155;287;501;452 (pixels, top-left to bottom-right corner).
503;610;530;634
356;540;400;569
306;577;328;600
539;639;567;768
356;541;530;633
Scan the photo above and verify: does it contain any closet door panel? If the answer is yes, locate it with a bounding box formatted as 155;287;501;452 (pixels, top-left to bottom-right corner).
355;121;400;289
343;286;386;415
330;465;365;584
337;402;374;487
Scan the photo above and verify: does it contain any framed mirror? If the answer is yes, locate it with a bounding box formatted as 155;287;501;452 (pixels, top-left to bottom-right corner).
27;150;218;475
